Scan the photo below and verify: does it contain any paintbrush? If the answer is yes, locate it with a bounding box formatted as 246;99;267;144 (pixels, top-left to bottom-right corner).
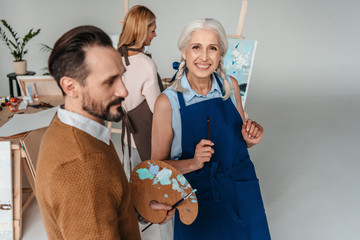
170;189;197;210
207;116;210;140
142;189;197;232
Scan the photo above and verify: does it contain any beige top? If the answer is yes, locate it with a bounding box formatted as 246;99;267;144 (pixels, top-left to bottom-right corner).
122;53;161;148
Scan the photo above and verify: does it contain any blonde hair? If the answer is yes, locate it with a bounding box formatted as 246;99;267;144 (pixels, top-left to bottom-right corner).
172;18;232;99
117;5;156;51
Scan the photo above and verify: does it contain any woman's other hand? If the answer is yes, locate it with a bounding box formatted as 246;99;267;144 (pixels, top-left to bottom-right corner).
242;119;263;148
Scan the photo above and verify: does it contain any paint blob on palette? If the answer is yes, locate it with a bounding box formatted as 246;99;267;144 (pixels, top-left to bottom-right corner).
136;163;192;198
130;160;198;225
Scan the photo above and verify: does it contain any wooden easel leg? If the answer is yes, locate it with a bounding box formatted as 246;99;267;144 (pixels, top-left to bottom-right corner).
22;191;35;214
20;155;36;214
12;144;22;240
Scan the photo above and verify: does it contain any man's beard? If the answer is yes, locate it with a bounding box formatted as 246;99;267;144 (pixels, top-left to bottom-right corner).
82;96;125;122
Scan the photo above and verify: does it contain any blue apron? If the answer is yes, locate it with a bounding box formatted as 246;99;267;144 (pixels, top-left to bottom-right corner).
174;74;271;240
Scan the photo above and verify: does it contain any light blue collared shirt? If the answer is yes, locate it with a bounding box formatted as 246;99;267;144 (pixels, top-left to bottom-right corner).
163;73;236;160
57;105;111;145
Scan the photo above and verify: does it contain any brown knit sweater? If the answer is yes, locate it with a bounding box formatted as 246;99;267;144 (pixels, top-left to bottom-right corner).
35;115;141;240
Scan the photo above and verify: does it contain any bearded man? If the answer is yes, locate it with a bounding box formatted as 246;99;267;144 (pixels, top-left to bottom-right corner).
36;25;173;240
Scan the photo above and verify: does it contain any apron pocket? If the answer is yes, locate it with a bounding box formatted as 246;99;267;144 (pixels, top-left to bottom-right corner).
235;179;266;224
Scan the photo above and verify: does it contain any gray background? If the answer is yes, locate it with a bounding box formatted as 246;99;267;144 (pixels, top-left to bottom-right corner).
1;0;360;239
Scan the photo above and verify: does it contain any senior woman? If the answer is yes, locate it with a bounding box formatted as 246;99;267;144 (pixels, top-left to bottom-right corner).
152;18;271;240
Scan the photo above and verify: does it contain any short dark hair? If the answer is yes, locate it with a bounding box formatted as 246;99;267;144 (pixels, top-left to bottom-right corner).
48;25;113;95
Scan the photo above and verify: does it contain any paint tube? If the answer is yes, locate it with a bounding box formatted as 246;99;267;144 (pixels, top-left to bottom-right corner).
33;83;39;101
0;96;10;104
25;85;33;104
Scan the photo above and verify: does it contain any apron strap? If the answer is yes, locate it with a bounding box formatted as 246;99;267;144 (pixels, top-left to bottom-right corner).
121;112;135;162
118;44;143;66
118;45;164;91
157;72;164;92
177;91;186;109
213;72;225;96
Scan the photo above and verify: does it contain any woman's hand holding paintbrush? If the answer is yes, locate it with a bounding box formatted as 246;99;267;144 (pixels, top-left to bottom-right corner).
192;116;214;170
192;139;214;170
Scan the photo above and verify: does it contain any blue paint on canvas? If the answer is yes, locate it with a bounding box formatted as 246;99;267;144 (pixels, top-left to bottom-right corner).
224;38;257;107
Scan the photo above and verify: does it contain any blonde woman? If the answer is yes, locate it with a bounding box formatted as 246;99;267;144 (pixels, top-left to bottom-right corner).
117;5;173;240
152;18;271;239
117;5;163;176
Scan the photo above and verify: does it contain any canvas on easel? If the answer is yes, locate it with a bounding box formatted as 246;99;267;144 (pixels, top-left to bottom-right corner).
224;0;257;109
16;76;62;97
224;38;257;108
0;141;13;240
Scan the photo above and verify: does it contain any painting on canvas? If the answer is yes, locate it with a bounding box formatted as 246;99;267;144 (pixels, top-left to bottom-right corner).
224;38;257;108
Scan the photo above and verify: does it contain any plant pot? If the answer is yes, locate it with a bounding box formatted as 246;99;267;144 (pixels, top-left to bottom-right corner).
13;60;27;75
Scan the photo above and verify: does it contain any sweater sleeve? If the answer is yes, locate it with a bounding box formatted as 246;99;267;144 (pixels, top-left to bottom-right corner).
48;153;126;239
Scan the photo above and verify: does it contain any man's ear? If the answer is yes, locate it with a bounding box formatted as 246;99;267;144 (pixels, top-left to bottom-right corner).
60;77;80;97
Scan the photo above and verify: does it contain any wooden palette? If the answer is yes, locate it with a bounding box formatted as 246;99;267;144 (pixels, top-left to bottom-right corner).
130;160;198;224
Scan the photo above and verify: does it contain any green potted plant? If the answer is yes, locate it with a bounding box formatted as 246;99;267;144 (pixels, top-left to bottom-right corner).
40;43;52;75
0;19;41;74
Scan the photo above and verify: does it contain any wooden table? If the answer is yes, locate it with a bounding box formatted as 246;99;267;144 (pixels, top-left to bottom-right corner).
0;96;64;129
0;95;63;240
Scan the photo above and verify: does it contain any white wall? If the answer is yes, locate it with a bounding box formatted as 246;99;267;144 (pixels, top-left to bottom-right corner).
0;0;124;95
1;0;360;239
1;0;359;98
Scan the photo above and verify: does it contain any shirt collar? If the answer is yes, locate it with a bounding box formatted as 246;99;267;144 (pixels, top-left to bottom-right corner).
57;105;111;145
181;73;222;103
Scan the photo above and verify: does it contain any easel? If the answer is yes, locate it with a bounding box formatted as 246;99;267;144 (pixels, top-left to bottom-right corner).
0;140;30;240
119;0;129;24
8;133;42;240
11;143;23;240
227;0;248;39
19;127;48;211
0;93;62;240
0;137;37;240
226;0;252;115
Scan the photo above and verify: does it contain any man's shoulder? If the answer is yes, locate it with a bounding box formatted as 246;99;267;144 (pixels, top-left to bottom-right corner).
38;117;106;172
41;116;81;153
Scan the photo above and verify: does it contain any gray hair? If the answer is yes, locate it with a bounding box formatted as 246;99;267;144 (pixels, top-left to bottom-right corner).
172;18;232;99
